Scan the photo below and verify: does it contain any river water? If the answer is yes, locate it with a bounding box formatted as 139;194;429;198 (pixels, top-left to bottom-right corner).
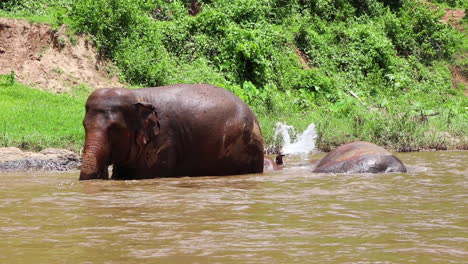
1;151;467;263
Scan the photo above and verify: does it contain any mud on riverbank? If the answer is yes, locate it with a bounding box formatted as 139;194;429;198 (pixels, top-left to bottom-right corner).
0;147;80;172
0;17;124;92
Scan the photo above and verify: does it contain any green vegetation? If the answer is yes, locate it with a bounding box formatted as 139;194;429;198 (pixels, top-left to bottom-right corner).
0;74;85;151
1;0;467;151
430;0;467;9
0;0;71;26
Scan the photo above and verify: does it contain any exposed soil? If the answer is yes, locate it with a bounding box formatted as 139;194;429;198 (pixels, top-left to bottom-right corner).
0;147;80;171
441;8;465;32
421;0;466;30
451;64;468;96
294;47;311;70
0;18;124;93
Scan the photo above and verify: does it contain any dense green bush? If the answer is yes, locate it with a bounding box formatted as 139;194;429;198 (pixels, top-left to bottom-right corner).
64;0;463;100
68;0;145;56
430;0;468;8
0;0;71;15
113;20;174;86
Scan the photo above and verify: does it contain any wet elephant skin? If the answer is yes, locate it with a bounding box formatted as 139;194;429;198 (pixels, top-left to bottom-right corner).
80;84;264;180
263;154;284;172
313;141;407;173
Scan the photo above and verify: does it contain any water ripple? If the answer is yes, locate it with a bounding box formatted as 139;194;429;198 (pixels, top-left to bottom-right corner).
0;152;467;263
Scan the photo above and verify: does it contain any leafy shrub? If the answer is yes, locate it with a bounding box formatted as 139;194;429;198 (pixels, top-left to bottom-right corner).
0;0;71;15
69;0;146;56
430;0;468;8
166;58;229;86
384;1;459;61
114;32;172;86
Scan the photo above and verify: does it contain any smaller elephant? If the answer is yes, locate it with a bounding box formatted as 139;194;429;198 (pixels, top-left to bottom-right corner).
264;154;284;171
313;141;406;173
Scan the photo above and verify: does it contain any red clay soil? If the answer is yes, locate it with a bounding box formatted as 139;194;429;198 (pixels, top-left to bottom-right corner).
0;18;123;92
441;8;465;31
294;47;311;70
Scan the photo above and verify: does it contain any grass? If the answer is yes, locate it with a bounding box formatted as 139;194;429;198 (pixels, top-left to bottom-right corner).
0;75;86;151
1;73;466;153
0;10;54;24
259;93;468;152
0;0;71;25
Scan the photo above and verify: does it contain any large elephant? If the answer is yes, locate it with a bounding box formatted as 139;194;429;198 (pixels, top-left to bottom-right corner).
312;141;406;173
79;84;264;180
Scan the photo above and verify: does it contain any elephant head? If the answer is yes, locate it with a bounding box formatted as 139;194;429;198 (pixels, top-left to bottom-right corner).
79;88;160;180
275;153;284;165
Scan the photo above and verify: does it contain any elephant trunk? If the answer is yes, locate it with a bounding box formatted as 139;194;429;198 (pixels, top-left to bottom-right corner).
80;132;110;180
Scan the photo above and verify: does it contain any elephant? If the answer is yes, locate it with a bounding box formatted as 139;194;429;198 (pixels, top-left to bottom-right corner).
312;141;406;173
263;154;284;171
79;84;265;180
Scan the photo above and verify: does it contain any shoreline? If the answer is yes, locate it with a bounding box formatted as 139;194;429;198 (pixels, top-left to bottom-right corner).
1;146;467;173
0;147;81;172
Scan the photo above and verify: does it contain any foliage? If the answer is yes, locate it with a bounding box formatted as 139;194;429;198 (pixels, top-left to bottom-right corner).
0;0;71;14
0;0;71;24
63;0;463;96
429;0;468;8
0;0;467;151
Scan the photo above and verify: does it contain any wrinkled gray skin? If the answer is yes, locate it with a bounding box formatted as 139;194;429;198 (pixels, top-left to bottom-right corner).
80;84;264;180
313;141;407;173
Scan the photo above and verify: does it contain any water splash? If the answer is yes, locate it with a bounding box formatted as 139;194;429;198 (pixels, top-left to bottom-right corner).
273;122;317;155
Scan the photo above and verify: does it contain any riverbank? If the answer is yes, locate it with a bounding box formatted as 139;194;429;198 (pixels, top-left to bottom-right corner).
2;146;467;173
0;147;80;171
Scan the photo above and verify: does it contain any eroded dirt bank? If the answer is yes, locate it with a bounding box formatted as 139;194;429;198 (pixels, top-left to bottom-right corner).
0;17;123;92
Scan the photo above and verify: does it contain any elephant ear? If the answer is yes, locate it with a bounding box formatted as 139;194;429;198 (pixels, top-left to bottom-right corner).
134;103;160;147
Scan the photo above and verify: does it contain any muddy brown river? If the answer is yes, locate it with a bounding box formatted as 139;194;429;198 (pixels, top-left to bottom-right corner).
1;151;467;263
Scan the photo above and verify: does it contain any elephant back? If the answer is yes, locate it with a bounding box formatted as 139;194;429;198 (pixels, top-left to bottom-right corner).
313;141;406;173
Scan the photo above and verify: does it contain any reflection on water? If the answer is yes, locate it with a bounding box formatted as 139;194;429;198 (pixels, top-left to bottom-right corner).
1;151;467;263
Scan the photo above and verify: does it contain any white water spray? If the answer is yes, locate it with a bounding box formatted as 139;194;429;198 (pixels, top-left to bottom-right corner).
273;122;317;155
